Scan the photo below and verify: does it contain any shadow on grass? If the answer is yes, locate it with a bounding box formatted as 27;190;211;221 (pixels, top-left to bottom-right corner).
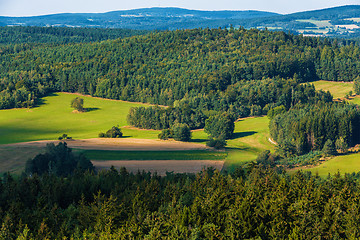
85;107;100;112
190;138;208;143
33;92;58;108
231;131;257;139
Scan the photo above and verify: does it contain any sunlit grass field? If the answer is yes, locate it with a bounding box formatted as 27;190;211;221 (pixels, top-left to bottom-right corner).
0;92;159;144
0;92;275;173
308;80;353;99
296;152;360;177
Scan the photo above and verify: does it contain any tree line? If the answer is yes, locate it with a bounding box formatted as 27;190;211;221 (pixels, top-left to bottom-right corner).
270;102;360;156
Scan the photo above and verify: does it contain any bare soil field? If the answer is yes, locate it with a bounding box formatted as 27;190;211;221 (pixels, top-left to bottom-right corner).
92;160;224;176
3;138;211;151
0;138;211;174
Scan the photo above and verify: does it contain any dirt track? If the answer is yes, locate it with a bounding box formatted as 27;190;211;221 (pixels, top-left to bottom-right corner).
3;138;211;151
92;160;224;176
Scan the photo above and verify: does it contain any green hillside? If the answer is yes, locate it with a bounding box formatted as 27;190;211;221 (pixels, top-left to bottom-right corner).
0;92;158;144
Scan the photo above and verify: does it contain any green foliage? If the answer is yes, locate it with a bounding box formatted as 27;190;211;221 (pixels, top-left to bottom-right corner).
322;139;337;156
71;97;84;112
158;129;173;140
206;138;227;149
98;127;124;138
103;126;123;138
354;76;360;95
267;105;286;120
0;26;148;45
204;113;234;139
25;142;94;176
0;28;352;113
171;123;191;142
279;151;322;168
4;167;360;239
335;137;348;154
270;102;360;155
127;105;206;130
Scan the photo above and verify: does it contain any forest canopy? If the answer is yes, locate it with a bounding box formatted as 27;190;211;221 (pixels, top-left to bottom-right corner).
0;28;358;113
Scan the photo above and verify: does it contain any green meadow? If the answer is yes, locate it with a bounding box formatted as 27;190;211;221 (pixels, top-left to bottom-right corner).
83;150;227;161
308;80;353;99
297;152;360;177
0;92;275;173
0;92;159;144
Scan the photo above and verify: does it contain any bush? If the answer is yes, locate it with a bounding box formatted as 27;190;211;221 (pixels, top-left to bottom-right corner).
206;138;227;149
172;123;191;142
98;132;105;138
105;126;123;138
158;129;173;140
71;97;84;112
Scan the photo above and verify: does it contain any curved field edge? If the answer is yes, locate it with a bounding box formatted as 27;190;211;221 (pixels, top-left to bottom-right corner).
307;80;354;99
290;152;360;177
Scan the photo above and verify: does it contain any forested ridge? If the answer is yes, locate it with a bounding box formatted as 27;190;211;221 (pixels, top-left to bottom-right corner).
0;26;148;45
3;166;360;239
0;28;359;113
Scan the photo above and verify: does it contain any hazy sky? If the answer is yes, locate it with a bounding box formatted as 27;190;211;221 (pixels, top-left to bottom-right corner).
0;0;359;17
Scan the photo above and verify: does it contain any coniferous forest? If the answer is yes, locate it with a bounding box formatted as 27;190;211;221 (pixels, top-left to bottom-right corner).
2;164;360;239
0;27;359;112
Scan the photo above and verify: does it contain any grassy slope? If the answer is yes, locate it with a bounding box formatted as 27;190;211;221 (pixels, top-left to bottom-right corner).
298;81;360;176
309;80;353;99
303;152;360;177
225;117;274;170
0;92;159;144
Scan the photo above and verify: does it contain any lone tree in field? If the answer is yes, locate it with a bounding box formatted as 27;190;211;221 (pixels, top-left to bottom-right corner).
71;97;84;112
204;112;235;140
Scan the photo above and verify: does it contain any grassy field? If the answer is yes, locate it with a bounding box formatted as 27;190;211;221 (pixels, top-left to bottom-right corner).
299;152;360;177
0;92;274;173
83;150;227;161
0;92;160;144
309;80;353;99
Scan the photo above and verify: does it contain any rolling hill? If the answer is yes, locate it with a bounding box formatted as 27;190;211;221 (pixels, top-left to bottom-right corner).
0;6;359;39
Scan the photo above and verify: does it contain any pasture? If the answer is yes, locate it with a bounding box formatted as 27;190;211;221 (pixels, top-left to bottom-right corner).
0;92;159;144
300;152;360;177
308;80;353;99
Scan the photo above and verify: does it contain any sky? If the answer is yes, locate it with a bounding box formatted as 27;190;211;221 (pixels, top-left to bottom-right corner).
0;0;359;17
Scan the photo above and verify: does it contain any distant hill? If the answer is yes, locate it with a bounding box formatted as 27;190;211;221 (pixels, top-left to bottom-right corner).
0;6;359;38
0;8;278;30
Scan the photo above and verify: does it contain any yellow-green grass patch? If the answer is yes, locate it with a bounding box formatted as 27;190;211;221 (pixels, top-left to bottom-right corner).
296;152;360;177
308;80;353;99
0;92;159;144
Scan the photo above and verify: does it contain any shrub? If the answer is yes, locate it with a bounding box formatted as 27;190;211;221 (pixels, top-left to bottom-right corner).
172;123;191;142
158;129;173;140
206;138;227;149
98;132;105;138
105;126;123;138
71;97;84;112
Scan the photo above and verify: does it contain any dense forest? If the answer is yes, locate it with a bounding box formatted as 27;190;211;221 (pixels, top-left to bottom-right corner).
0;26;148;45
1;28;356;114
3;164;360;239
270;102;360;155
